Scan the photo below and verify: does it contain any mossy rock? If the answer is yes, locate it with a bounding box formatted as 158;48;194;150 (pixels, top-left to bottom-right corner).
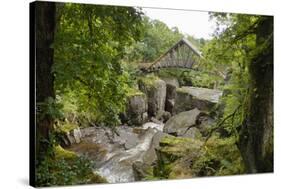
149;133;245;180
36;145;107;187
192;136;245;176
126;87;145;97
125;89;148;125
168;159;193;179
159;136;203;160
138;75;161;89
138;75;166;116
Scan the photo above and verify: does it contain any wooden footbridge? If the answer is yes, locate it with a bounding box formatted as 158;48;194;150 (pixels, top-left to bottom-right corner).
139;38;202;73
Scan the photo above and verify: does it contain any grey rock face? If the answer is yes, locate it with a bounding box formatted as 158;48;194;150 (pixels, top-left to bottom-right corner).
182;127;202;139
73;128;82;143
174;86;222;114
63;128;82;146
196;114;215;136
133;131;169;181
166;82;178;100
162;78;179;114
161;77;180;89
165;99;175;114
154;110;171;123
126;93;148;125
139;78;166;117
163;108;201;137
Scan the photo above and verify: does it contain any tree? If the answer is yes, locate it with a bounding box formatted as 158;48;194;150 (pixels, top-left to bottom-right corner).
53;3;144;126
203;14;273;173
34;1;56;160
238;16;273;173
125;17;183;63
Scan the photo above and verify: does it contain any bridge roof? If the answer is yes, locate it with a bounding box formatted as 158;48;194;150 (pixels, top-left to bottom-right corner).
148;38;202;70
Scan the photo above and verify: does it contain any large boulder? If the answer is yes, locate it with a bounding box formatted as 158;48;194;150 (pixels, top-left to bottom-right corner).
114;126;139;150
174;86;222;114
165;99;175;113
161;78;179;114
125;91;148;125
163;108;201;138
132;131;169;181
138;76;166;117
196;114;215;136
161;77;179;89
155;110;171;123
154;135;203;179
153;135;244;179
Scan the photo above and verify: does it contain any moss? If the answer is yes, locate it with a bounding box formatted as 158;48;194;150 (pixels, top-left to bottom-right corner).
36;145;108;186
158;136;203;167
143;166;160;181
54;145;77;160
57;122;79;133
168;160;193;179
176;87;190;94
138;75;160;89
160;135;202;148
156;68;183;79
126;87;145;97
192;136;245;176
154;135;244;179
89;173;108;183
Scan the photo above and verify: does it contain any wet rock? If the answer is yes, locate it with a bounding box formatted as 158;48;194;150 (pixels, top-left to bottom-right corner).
73;128;82;143
96;127;158;183
62;128;82;146
126;92;148;125
142;122;164;132
138;76;166;117
132;131;169;181
151;117;163;125
163;108;201;137
71;126;162;183
174;86;223;114
115;127;139;150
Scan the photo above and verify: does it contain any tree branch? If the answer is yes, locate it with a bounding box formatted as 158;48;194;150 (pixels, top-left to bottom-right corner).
204;104;242;144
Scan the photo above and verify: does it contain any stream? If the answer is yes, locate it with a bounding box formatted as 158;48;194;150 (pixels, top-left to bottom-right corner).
68;122;164;183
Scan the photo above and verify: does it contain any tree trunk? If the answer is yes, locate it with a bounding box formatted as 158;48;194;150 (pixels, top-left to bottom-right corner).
239;16;273;173
34;1;56;160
